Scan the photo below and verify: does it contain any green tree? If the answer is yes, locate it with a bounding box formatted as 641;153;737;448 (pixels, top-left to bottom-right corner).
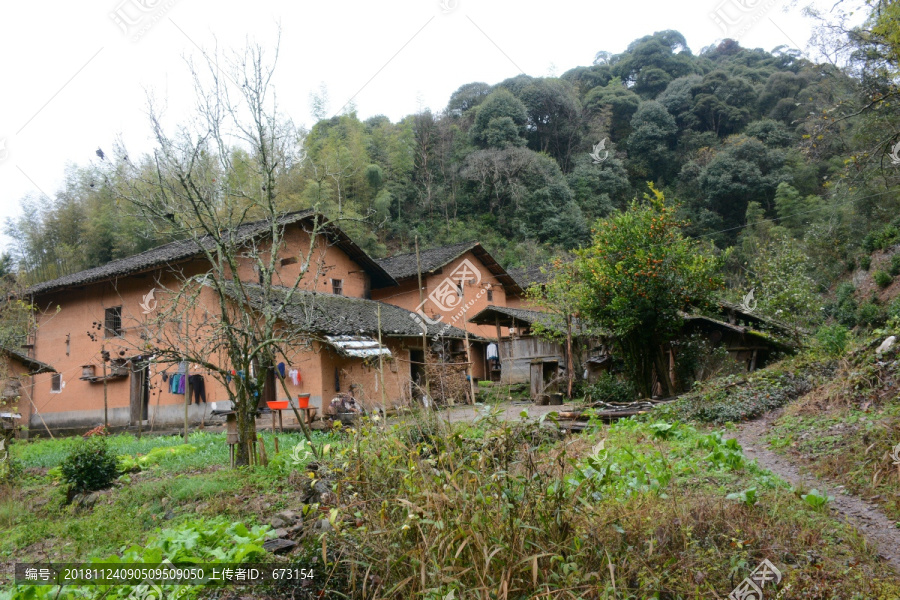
575;185;720;397
469;89;528;149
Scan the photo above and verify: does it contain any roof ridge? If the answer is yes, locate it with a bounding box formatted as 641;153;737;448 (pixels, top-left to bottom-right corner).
376;240;479;262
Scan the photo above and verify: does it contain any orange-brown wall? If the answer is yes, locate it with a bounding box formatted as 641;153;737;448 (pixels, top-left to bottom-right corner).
1;356;36;434
371;251;509;340
235;224;371;298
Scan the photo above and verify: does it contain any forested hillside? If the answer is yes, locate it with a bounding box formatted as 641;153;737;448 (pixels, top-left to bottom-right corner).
6;2;900;330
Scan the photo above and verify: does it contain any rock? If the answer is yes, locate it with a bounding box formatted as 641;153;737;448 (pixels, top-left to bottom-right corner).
263;538;297;554
269;517;289;529
272;528;289;539
274;510;299;523
876;336;896;355
314;518;334;532
302;479;335;505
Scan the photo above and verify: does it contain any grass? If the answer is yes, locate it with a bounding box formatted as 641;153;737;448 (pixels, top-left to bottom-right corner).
757;329;900;523
4;350;900;598
0;429;342;564
301;409;900;598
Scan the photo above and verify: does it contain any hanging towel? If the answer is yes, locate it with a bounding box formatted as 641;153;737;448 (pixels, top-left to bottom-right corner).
176;375;186;394
288;369;300;385
169;374;180;394
177;361;187;374
277;362;286;378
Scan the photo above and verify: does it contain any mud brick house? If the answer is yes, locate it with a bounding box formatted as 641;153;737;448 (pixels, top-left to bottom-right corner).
20;211;480;435
0;347;55;436
371;242;525;340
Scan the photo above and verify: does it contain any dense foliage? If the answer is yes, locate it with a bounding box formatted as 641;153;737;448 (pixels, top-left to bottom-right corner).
59;437;120;494
575;186;721;396
4;5;900;387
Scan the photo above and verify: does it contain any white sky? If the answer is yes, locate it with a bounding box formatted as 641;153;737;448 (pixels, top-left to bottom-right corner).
0;0;846;247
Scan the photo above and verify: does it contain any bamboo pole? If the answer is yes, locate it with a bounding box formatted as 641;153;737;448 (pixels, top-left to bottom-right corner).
415;237;430;403
102;344;108;429
460;286;476;406
183;313;191;443
377;304;388;416
494;316;503;384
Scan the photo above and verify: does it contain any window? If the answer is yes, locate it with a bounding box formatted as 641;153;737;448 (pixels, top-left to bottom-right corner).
334;367;341;392
331;279;343;296
104;306;122;338
50;373;61;393
487;288;493;302
280;256;298;267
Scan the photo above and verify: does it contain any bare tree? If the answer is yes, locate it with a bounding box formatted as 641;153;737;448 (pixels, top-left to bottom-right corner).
115;32;327;465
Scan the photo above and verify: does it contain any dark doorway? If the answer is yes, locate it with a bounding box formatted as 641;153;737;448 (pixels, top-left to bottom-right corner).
409;349;425;399
262;367;277;408
130;360;149;423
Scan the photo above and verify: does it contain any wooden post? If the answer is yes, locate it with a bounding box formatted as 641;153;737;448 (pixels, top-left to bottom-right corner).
183;364;191;443
183;314;191;443
101;344;108;429
377;304;388;415
460;286;477;406
137;363;143;440
565;314;574;399
494;315;504;384
415;237;430;402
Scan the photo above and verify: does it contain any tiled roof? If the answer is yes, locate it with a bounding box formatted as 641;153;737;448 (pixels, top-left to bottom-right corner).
227;283;482;340
506;264;552;289
468;305;557;329
27;211;396;296
2;346;56;374
375;242;524;295
375;241;479;280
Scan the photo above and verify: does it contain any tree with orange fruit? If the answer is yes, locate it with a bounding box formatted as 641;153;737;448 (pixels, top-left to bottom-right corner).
575;184;721;398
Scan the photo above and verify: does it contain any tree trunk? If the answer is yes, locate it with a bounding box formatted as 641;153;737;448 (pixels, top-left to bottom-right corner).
565;314;574;399
652;345;673;398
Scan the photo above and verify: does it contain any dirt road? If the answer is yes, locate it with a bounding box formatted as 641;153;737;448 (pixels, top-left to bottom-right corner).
733;410;900;573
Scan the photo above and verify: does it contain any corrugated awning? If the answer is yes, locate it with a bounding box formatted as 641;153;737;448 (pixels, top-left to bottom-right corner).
325;335;392;358
0;412;22;419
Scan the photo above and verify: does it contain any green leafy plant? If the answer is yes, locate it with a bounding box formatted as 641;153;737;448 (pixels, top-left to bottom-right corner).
60;437;119;494
583;373;636;404
801;488;832;510
815;324;849;357
860;255;872;271
726;487;759;506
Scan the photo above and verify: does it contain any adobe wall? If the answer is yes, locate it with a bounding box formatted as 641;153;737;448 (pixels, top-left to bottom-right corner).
235;224;372;298
370;250;509;340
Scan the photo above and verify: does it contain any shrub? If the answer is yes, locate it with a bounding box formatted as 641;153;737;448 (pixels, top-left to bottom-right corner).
583;373;636;404
60;437;119;494
815;324;849;357
873;270;893;288
826;282;858;327
857;301;884;327
891;254;900;277
889;297;900;322
860;255;872;271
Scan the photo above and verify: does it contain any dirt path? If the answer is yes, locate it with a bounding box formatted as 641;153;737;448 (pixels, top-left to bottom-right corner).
732;410;900;573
